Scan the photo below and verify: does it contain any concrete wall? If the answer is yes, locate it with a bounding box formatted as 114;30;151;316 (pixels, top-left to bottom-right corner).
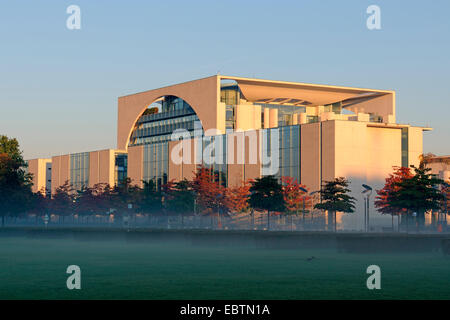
50;149;123;194
51;154;70;194
426;157;450;182
89;149;116;187
28;158;52;194
300;122;321;192
127;145;144;188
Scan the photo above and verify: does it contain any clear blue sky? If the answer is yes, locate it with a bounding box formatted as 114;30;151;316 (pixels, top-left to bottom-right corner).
0;0;449;159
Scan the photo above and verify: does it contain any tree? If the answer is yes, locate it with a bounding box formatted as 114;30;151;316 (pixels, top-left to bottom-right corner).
224;182;251;214
281;176;310;229
110;178;141;225
0;136;33;227
390;165;445;229
192;166;226;215
29;188;50;222
139;179;162;216
249;175;285;230
0;136;23;161
281;176;309;214
314;177;356;232
164;179;195;225
375;166;413;229
50;181;75;222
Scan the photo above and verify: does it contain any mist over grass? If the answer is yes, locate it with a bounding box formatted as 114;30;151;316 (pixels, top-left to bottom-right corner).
0;231;449;299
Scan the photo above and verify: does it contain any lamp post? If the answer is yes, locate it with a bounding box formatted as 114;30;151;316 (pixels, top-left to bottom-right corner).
126;203;132;231
299;187;308;229
362;184;373;232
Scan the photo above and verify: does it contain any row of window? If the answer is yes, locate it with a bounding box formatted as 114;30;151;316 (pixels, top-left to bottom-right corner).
70;152;90;190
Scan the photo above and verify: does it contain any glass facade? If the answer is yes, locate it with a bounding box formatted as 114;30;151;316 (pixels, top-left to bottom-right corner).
220;84;309;128
70;152;90;190
143;142;168;189
115;153;128;186
255;103;306;127
130;96;202;188
261;125;301;183
130;96;201;147
278;125;300;182
201;135;227;186
401;127;409;167
220;85;240;105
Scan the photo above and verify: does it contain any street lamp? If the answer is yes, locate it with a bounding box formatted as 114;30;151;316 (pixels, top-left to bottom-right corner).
361;184;373;232
297;187;310;230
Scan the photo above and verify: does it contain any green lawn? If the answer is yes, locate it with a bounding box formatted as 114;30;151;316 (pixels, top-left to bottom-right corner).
0;235;449;299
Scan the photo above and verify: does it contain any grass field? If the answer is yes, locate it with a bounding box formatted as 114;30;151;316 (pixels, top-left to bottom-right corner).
0;234;449;299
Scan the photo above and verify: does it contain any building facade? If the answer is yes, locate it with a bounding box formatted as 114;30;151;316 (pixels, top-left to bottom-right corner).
28;75;433;230
425;155;450;182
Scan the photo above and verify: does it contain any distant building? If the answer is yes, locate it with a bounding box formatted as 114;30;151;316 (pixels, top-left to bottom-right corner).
425;155;450;182
27;158;52;196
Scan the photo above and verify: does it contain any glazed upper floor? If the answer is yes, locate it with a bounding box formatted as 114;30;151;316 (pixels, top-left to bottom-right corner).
117;75;420;150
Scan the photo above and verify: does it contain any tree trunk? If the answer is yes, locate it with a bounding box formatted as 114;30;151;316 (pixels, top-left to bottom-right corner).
406;213;409;233
417;210;425;231
334;211;337;232
1;215;4;228
327;211;333;231
267;210;270;230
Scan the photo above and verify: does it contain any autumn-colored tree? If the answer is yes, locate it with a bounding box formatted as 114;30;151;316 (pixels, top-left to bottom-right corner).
375;167;413;224
192;166;226;215
390;165;445;229
224;182;251;214
281;176;310;215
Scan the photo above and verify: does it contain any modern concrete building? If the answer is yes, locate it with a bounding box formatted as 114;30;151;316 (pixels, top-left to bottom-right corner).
29;149;127;195
27;158;52;196
28;75;433;230
425;155;450;182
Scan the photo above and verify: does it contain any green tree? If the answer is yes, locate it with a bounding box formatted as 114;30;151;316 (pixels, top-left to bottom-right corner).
139;179;163;216
390;165;445;229
111;178;141;223
249;175;285;230
314;177;356;232
29;188;50;222
164;179;195;226
0;135;33;227
0;136;23;161
50;181;75;222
